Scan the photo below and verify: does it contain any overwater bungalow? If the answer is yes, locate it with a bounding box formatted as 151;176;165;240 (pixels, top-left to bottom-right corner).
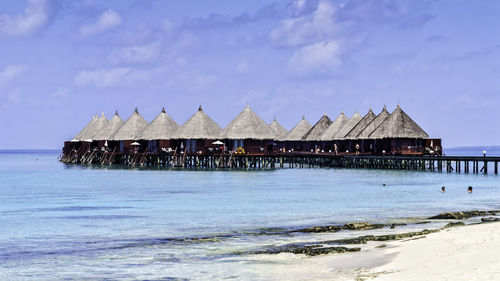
64;113;97;154
330;111;363;152
109;108;149;153
343;109;377;152
93;111;125;152
62;103;441;166
138;107;179;153
366;104;430;155
356;106;391;153
80;112;110;153
69;113;109;152
222;105;276;153
320;112;348;152
172;106;223;154
302;113;333;152
281;115;312;152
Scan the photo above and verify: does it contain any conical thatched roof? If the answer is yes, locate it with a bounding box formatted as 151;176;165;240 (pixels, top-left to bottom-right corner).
139;108;179;140
332;112;363;140
85;112;109;140
109;108;149;140
368;105;429;139
344;109;376;139
320;112;348;140
283;115;312;141
302;114;332;140
269;117;288;139
94;111;124;141
174;106;222;139
357;106;390;139
222;105;275;140
74;114;98;140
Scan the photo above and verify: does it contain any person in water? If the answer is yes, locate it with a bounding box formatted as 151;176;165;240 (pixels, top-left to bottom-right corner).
468;186;473;193
441;186;446;192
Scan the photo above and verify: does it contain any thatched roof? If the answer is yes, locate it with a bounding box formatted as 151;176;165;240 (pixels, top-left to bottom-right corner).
357;106;390;139
302;114;332;140
109;108;149;140
320;112;348;140
94;111;124;141
174;106;222;139
139;108;179;140
74;114;98;140
332;112;363;140
269;117;288;139
283;115;312;141
222;105;275;140
85;113;109;140
344;109;376;139
368;104;429;139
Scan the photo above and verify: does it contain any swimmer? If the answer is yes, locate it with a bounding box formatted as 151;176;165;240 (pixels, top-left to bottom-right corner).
441;186;445;192
467;186;473;193
383;183;387;187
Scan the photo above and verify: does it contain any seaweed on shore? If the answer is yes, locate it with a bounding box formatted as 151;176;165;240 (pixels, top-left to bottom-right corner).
324;229;440;245
235;242;361;256
291;222;395;234
428;210;499;220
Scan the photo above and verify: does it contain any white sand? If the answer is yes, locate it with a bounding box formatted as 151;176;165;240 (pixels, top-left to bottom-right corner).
246;222;500;281
366;222;500;281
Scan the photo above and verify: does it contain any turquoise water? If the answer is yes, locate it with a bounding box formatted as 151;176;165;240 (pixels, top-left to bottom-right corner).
1;150;499;280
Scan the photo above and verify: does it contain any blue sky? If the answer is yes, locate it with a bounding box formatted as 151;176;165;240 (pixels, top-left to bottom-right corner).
1;0;499;149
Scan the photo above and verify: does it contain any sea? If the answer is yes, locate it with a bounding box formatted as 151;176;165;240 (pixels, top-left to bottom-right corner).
1;147;500;280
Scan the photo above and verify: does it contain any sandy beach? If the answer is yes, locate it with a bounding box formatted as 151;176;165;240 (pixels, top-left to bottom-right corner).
245;221;500;281
364;221;500;281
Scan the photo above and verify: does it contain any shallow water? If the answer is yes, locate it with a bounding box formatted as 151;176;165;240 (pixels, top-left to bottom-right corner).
1;150;499;280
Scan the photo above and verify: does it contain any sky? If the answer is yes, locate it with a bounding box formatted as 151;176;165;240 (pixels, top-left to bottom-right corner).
1;0;499;149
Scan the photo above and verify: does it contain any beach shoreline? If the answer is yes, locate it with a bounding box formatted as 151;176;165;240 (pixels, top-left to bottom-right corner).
246;220;500;281
361;220;500;281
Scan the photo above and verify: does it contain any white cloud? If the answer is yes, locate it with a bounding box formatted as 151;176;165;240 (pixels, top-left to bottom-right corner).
74;67;131;87
288;40;341;75
109;42;161;64
270;0;337;46
0;64;29;86
0;0;48;37
80;9;122;37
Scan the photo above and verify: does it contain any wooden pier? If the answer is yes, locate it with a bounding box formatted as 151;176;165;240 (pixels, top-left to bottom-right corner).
60;151;500;174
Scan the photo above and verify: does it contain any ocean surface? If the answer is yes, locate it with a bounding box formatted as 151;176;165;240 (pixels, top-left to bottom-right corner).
1;149;500;280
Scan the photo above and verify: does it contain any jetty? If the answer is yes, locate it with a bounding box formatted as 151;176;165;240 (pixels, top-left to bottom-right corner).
63;104;500;173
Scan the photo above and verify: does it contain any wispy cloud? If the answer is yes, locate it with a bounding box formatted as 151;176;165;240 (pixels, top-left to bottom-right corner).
0;64;30;86
0;0;48;37
109;42;162;64
182;3;282;29
336;0;435;28
270;0;436;77
74;67;131;87
80;9;122;37
288;40;341;75
270;0;337;47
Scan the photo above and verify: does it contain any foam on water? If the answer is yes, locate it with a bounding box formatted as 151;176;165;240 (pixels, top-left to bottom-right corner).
1;150;499;280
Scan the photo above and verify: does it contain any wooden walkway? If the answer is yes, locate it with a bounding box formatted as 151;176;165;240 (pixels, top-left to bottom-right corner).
60;151;500;174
